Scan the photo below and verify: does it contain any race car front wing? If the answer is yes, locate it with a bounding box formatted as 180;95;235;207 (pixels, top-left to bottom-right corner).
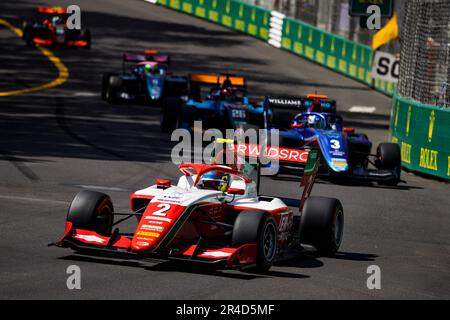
50;222;257;269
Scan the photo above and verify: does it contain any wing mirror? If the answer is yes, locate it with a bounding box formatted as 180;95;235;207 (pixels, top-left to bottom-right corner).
227;188;245;195
291;122;303;129
155;179;171;188
343;127;355;133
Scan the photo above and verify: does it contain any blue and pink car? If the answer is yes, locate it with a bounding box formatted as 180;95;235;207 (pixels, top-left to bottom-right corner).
101;50;187;105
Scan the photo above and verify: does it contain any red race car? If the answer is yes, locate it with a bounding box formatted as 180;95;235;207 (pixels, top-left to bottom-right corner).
22;7;91;48
51;142;344;272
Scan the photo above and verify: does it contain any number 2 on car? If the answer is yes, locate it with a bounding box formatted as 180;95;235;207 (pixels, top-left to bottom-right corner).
152;203;171;216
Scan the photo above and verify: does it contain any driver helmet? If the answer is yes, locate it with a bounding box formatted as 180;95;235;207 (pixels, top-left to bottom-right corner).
221;87;232;96
210;87;234;100
307;114;321;127
220;79;236;98
144;63;158;75
51;16;62;25
222;87;238;102
199;171;230;192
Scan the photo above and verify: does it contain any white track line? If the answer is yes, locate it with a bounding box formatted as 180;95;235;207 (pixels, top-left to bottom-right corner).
0;194;67;204
76;185;130;192
72;92;97;97
348;106;376;113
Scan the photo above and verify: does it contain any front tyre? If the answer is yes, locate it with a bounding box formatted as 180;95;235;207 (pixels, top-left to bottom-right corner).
299;197;344;256
101;73;110;100
22;25;34;47
105;75;121;104
376;142;401;186
232;211;277;273
67;190;114;236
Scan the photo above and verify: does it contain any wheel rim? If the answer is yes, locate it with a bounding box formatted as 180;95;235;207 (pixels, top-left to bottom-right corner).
333;210;343;247
97;205;113;234
262;222;277;261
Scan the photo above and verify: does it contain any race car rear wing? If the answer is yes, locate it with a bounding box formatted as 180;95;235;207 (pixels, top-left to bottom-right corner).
264;95;336;129
187;74;246;101
264;96;306;111
123;53;147;63
264;95;336;112
122;51;170;71
146;51;170;64
37;7;66;14
189;74;246;87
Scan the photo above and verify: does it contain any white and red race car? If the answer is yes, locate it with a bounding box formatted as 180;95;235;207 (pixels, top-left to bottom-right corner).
52;144;344;272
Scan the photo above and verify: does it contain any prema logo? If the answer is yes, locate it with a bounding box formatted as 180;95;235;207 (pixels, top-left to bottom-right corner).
201;251;232;258
74;234;106;243
233;143;309;163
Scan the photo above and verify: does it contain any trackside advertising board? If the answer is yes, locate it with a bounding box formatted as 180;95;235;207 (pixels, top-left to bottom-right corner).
390;94;450;180
371;50;399;83
158;0;270;41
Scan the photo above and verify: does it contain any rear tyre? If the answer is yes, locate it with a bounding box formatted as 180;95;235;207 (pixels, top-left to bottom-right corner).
67;190;114;236
376;143;401;186
160;97;182;132
299;196;344;256
232;211;277;273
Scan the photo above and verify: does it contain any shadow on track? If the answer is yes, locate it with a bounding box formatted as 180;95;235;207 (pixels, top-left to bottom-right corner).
266;174;423;190
58;254;310;280
275;251;377;269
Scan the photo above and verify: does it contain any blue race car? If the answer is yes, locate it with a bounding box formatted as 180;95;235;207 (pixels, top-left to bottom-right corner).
265;95;402;185
101;50;187;105
160;74;266;133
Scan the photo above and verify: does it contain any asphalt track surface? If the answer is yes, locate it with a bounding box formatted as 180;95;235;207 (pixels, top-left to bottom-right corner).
0;0;449;299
